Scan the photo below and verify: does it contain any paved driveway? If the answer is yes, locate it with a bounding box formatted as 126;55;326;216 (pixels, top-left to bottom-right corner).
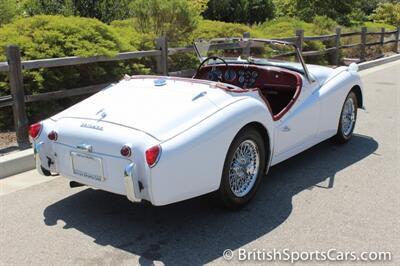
0;61;399;265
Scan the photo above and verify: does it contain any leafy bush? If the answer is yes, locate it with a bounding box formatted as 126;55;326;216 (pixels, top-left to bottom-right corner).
369;2;400;27
312;16;337;35
256;17;314;38
192;20;261;40
110;19;155;50
0;15;130;61
256;17;329;64
0;15;150;130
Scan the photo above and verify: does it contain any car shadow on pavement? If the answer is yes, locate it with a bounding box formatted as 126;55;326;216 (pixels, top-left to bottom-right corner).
43;134;378;265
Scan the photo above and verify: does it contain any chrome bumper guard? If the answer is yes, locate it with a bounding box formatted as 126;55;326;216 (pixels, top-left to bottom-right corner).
34;142;46;175
124;163;141;202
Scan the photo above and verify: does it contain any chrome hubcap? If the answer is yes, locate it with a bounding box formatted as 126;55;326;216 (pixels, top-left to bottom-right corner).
341;98;356;136
228;140;260;197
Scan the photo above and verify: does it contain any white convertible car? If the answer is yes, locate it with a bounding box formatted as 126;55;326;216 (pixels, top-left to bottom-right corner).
31;38;364;208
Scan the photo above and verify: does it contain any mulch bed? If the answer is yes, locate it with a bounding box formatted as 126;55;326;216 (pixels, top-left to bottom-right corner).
0;131;21;156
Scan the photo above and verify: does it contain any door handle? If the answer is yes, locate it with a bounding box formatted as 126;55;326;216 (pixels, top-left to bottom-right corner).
281;126;291;132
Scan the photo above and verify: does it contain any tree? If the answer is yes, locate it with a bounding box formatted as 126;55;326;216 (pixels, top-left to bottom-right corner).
273;0;296;18
369;2;400;26
130;0;199;45
273;0;378;26
0;0;19;26
24;0;133;23
203;0;274;24
188;0;209;14
295;0;358;26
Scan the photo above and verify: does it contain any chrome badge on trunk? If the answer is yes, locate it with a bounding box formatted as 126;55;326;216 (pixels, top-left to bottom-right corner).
80;123;103;131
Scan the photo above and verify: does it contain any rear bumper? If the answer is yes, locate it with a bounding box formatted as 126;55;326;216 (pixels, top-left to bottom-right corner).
35;144;142;203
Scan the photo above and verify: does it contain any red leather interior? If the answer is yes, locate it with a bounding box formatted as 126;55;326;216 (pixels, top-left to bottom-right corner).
194;64;302;120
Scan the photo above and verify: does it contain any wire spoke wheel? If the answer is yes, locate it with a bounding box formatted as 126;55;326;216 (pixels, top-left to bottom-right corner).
228;139;260;197
341;97;356;136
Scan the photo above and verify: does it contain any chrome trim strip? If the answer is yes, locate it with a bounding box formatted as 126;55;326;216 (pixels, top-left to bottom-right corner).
124;163;141;202
35;150;46;175
34;141;44;157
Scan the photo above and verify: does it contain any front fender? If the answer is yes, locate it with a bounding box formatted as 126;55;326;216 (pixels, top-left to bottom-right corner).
317;70;363;139
148;98;274;206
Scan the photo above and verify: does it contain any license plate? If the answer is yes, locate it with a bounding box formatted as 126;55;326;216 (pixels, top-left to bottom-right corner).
71;152;104;181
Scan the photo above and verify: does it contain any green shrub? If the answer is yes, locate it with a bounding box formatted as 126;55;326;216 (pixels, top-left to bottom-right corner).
109;19;158;51
0;15;150;130
369;2;400;27
192;19;262;40
0;15;131;61
312;16;337;35
256;17;330;64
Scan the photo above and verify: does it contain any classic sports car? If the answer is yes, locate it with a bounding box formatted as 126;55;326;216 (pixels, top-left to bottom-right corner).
31;38;364;208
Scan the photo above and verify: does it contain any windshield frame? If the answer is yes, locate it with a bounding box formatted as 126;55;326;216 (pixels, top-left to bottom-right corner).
193;38;314;83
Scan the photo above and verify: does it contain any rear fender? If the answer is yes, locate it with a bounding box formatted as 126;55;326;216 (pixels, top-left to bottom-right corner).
149;98;274;206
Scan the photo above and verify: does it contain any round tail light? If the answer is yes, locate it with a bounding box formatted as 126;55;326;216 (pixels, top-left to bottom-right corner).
48;131;58;141
120;145;132;157
145;145;161;168
29;122;42;139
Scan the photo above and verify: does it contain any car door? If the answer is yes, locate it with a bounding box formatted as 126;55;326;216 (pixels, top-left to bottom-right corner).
272;78;320;163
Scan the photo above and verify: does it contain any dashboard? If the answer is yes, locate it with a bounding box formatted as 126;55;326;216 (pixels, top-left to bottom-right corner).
195;65;263;88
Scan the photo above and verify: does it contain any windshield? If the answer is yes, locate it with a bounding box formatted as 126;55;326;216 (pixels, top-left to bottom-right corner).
193;38;304;73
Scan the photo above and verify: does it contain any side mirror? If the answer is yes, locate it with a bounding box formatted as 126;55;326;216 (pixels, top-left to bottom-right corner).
348;63;359;73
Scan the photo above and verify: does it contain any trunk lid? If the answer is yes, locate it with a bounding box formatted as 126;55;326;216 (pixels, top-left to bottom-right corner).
52;78;236;141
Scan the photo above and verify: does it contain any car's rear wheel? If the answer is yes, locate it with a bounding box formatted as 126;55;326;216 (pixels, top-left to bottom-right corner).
217;128;266;209
334;91;358;143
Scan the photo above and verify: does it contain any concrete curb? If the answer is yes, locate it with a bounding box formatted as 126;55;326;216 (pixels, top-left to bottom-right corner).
0;54;399;179
0;149;35;179
359;54;400;71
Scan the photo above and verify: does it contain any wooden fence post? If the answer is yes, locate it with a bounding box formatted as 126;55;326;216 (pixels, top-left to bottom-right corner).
295;29;304;53
380;27;385;57
334;27;341;66
380;27;385;46
243;32;251;57
395;27;400;54
6;45;30;148
360;27;367;62
155;36;168;75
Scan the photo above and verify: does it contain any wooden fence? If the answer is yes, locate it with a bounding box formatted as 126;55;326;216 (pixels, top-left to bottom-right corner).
0;26;399;148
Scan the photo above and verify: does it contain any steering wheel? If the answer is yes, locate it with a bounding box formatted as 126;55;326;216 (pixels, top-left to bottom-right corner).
195;56;229;82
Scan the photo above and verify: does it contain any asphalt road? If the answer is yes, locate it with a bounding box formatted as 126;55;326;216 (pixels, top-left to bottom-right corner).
1;61;399;266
